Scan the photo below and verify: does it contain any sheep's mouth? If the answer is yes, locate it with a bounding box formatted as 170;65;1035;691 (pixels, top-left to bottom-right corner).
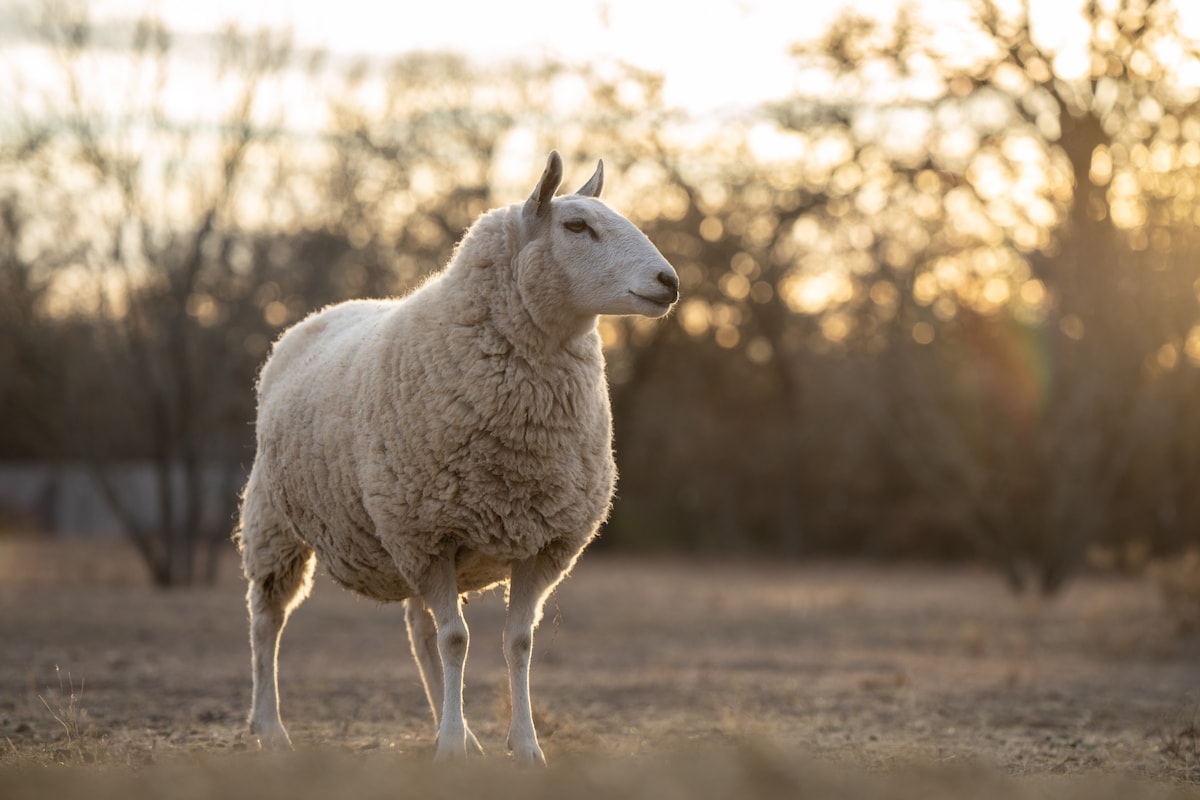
630;290;677;308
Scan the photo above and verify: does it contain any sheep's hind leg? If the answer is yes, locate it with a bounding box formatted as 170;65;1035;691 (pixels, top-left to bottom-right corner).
238;532;312;753
503;551;566;767
414;554;475;762
404;598;483;755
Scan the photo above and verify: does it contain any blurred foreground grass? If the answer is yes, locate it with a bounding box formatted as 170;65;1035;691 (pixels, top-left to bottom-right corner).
3;743;1199;800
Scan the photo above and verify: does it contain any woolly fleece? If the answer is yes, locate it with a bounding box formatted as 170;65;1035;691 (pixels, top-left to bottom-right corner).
238;203;617;602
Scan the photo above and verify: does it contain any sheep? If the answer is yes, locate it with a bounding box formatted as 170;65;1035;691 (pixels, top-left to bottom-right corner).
235;151;679;765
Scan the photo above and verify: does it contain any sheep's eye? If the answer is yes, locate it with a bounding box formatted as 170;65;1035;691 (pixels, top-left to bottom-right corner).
563;219;593;236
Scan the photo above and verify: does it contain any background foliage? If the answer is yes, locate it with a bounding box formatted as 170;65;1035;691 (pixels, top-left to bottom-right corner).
3;0;1200;588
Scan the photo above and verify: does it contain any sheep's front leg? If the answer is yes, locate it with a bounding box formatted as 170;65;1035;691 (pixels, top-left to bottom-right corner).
504;552;563;766
404;598;484;756
416;555;474;762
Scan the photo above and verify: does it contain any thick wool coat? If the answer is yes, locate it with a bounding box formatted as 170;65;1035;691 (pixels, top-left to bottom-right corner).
241;204;615;602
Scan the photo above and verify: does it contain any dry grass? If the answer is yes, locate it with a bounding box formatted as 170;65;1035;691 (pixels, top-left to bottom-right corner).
1;535;1198;796
36;666;85;750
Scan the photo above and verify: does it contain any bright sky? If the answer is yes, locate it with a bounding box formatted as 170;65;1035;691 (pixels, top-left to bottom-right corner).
7;0;1200;118
6;0;1200;121
3;0;923;115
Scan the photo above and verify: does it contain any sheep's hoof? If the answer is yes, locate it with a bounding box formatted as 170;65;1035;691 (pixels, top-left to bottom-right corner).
250;723;293;752
511;745;547;767
433;730;474;763
433;743;469;763
507;735;546;767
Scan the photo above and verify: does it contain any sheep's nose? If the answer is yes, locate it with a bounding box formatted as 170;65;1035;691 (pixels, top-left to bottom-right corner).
657;270;679;302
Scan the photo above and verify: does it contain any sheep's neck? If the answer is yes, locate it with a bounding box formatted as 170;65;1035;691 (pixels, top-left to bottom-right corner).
494;304;600;366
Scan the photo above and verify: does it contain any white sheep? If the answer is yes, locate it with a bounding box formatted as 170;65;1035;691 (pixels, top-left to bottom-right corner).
235;151;679;765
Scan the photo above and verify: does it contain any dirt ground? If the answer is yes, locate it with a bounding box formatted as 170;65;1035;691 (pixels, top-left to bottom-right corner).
1;537;1198;798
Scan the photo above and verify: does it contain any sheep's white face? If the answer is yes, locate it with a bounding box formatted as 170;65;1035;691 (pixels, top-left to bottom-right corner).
518;152;679;331
544;196;679;319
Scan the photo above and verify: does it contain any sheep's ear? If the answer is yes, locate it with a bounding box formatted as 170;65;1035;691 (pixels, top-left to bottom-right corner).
574;159;603;198
524;150;563;219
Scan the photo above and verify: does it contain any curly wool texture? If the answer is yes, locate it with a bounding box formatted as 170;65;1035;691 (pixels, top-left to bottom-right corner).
241;204;615;602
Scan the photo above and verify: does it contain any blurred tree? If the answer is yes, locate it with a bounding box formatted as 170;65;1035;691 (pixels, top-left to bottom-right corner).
9;3;303;584
771;0;1200;590
0;144;75;459
321;52;527;290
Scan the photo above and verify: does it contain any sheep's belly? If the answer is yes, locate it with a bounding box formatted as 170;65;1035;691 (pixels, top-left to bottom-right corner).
313;528;511;603
315;531;416;603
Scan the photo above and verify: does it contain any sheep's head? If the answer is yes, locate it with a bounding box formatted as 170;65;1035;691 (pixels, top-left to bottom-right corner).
517;151;679;331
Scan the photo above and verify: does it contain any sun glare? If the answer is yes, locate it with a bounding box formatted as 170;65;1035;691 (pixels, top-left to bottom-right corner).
782;271;855;315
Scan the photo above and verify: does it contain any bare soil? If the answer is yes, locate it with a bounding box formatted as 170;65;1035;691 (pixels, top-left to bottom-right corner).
1;537;1197;798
